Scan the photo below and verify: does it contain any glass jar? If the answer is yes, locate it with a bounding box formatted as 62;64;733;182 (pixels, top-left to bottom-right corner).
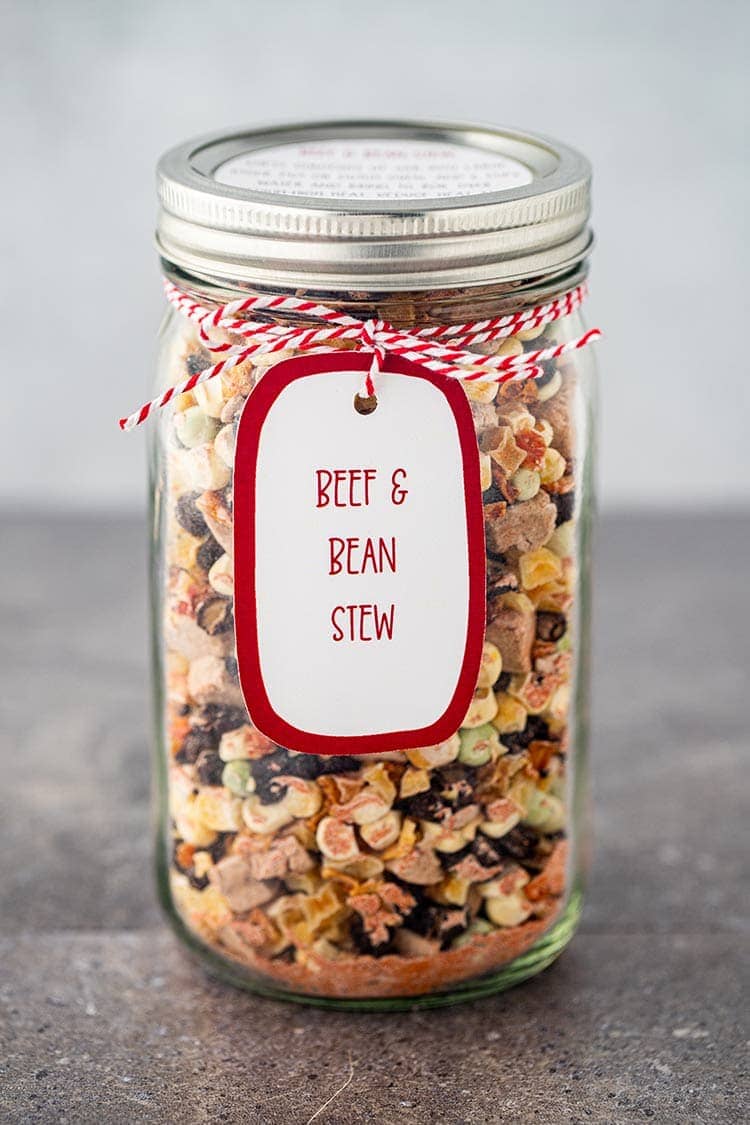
146;121;598;1008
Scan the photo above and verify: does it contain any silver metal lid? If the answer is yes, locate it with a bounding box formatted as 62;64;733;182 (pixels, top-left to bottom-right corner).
156;119;592;291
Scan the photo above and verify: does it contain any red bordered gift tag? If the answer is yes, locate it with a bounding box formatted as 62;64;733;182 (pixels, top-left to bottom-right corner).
233;353;485;755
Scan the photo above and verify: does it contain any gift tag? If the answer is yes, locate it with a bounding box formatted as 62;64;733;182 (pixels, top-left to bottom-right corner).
233;353;485;755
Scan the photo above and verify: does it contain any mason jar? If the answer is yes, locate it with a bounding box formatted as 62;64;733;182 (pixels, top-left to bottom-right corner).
145;120;599;1008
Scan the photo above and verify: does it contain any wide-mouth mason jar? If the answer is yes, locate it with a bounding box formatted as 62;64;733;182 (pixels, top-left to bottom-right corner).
142;119;599;1009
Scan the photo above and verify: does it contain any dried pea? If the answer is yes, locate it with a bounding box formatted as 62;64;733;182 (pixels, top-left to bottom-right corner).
458;723;499;765
221;759;253;796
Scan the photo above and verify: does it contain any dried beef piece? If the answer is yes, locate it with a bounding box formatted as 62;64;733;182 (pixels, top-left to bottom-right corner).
175;492;209;538
469;399;499;436
195;750;224;786
485;491;557;555
196;535;224;573
478;425;504;453
551;490;575;525
486;594;536;674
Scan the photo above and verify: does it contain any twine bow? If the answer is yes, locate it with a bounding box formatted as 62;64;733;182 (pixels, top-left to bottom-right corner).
119;280;600;430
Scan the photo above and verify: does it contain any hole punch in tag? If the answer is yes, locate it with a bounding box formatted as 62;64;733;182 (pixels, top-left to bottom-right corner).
233;352;486;755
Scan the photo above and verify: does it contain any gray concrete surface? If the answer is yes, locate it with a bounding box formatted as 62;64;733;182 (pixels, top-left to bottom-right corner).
0;514;748;1123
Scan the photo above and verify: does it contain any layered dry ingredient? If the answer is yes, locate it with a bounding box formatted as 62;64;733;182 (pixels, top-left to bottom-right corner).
161;303;578;999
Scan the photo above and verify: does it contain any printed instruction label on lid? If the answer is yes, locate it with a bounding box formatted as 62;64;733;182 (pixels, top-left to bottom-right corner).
214;138;534;200
233;353;486;755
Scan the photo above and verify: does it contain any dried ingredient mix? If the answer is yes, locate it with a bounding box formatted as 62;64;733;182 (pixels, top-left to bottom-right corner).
158;299;584;1000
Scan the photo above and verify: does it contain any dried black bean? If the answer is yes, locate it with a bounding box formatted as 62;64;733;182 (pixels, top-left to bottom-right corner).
501;716;551;755
537;359;557;385
551;490;575;525
494;824;541;864
250;749;293;803
402;902;467;949
175;492;209;538
537;611;567;642
186;350;210;376
176;727;216;763
195;751;224;786
193;703;247;738
196;598;234;636
196;535;224;573
482;484;505;505
522;332;549;353
471;833;506;868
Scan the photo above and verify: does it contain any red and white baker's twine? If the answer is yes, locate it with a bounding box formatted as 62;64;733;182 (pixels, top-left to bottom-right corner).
119;281;601;431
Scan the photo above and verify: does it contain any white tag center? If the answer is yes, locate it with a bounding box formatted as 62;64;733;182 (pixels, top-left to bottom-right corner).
234;356;484;754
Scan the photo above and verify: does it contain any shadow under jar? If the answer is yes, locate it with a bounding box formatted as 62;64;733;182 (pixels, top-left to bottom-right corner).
149;120;599;1008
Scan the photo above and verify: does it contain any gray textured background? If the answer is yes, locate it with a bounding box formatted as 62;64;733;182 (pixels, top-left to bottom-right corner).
2;0;748;512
